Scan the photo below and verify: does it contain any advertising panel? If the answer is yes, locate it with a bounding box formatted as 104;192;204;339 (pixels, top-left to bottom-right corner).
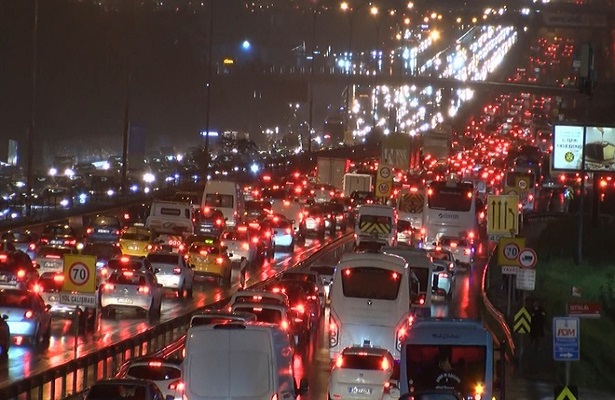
553;125;615;172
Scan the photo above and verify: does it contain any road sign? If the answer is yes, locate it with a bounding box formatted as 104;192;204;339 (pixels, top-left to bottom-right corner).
62;254;97;294
502;266;519;275
497;237;525;267
554;386;578;400
553;317;580;361
518;248;538;268
60;293;97;307
487;194;520;236
514;307;531;334
516;268;536;291
375;165;393;198
515;176;530;191
568;302;601;318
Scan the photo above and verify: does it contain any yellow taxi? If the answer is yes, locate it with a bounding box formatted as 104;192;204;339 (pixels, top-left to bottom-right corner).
119;227;156;257
187;238;233;287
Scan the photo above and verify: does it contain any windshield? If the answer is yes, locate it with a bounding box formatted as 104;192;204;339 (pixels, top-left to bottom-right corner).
82;244;121;259
43;226;73;235
93;216;120;226
0;292;30;307
147;254;180;264
86;383;150;400
404;345;486;395
341;267;401;300
204;194;234;208
108;273;147;285
427;183;473;212
121;233;151;241
233;306;282;324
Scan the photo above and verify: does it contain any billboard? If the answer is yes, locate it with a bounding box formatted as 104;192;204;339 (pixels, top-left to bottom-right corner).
553;124;615;171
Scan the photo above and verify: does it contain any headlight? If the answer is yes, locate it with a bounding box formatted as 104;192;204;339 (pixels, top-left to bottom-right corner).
143;173;156;183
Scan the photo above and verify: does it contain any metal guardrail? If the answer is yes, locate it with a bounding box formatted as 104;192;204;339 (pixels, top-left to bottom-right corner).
0;233;353;400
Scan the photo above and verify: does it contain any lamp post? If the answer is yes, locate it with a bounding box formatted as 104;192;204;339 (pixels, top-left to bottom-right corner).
203;0;215;175
370;5;379;133
120;0;136;198
307;4;319;154
25;0;38;217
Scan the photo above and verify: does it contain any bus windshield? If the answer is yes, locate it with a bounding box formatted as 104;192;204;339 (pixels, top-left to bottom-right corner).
405;344;486;395
427;183;473;212
341;267;401;300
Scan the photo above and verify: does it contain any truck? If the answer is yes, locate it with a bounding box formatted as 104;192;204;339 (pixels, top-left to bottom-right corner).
316;157;348;191
342;173;373;198
421;124;452;164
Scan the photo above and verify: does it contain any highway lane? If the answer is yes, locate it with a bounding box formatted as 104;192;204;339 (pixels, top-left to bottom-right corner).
0;234;345;389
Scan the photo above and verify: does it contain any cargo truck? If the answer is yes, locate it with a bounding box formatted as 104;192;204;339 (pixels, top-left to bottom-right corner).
316;157;348;191
342;173;373;198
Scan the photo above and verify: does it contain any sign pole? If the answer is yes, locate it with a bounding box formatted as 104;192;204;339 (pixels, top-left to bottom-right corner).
74;310;79;359
506;275;512;317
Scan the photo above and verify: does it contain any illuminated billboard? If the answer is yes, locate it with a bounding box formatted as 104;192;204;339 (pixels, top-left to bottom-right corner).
552;124;615;172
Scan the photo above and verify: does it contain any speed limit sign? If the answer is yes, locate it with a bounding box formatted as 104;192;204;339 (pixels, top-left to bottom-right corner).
62;255;97;294
503;243;520;261
497;237;526;267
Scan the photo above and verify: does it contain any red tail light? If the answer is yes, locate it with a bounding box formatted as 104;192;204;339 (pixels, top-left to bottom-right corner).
264;231;271;238
32;283;42;293
173;267;182;274
86;228;93;235
252;237;259;244
46;255;61;259
0;254;7;262
148;361;162;367
100;267;109;277
16;269;26;279
53;274;65;283
285;228;291;235
123;213;130;220
28;243;36;251
24;310;34;319
280;320;289;331
215;219;223;226
138;286;150;294
335;355;343;368
168;380;185;392
294;304;305;314
396;324;408;351
215;257;224;264
40;238;49;244
464;248;471;255
65;239;76;246
381;357;391;371
199;250;208;256
103;283;115;291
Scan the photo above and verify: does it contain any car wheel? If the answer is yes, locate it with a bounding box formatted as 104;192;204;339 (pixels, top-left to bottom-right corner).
41;325;51;348
224;268;232;287
178;282;185;299
186;284;194;298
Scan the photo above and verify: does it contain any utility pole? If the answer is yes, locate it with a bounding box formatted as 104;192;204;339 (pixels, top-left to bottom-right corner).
307;7;317;154
121;0;136;197
25;0;39;217
203;0;215;176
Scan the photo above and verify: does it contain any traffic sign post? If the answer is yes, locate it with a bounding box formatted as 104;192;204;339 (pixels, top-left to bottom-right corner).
487;194;520;237
553;317;580;388
375;165;393;198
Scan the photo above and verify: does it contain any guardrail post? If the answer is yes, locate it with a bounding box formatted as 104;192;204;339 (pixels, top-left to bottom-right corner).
50;373;56;400
82;362;88;393
71;367;77;398
61;367;67;399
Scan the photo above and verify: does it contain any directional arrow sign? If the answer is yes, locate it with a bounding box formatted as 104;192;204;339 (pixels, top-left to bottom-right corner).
487;194;520;236
553;317;580;361
554;386;579;400
514;307;531;334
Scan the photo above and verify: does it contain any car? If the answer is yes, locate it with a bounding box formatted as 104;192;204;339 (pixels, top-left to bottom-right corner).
189;309;257;328
264;281;315;339
428;249;458;276
329;346;395;400
324;201;348;231
120;227;156;257
269;217;295;252
228;290;290;311
115;357;184;400
186;241;233;286
194;207;226;236
0;288;52;347
437;236;473;269
220;227;258;266
33;246;79;279
311;184;337;204
0;314;9;358
1;230;39;259
229;302;299;343
272;278;322;322
244;200;272;221
39;224;79;248
298;205;326;240
431;262;454;300
247;220;274;262
103;255;155;284
80;242;123;281
0;251;39;291
100;269;163;318
146;252;194;298
277;270;325;309
309;264;336;303
84;378;169;400
84;215;122;244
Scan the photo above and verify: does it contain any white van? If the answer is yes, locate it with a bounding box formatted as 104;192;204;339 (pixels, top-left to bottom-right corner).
202;180;245;227
183;322;308;400
354;204;398;248
145;201;194;236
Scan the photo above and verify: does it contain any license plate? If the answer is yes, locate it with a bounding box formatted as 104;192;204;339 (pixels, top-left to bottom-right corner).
44;262;59;269
97;229;109;234
117;298;133;304
128;246;138;250
348;386;372;395
50;240;62;245
0;276;7;282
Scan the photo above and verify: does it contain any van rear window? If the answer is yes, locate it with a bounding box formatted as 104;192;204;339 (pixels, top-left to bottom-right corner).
204;194;234;208
160;208;181;216
233;306;282;324
341;267;401;300
341;354;387;370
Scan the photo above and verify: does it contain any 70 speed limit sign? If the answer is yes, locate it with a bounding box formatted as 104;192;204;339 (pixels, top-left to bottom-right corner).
503;243;520;261
62;254;97;294
497;237;526;267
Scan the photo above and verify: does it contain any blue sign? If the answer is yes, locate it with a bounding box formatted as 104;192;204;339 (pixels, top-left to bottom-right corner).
553;317;580;361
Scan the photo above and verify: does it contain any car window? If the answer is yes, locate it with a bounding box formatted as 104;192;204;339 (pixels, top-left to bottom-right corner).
108;272;147;285
0;292;30;307
82;244;121;259
341;353;388;370
121;233;151;241
93;216;120;226
37;247;73;258
147;254;179;264
87;383;146;400
43;226;73;235
107;259;144;270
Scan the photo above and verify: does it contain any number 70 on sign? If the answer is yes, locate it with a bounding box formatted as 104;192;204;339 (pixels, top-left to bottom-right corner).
62;254;97;294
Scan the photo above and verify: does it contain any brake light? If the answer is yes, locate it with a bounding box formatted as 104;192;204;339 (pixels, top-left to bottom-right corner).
123;271;134;277
381;357;391;371
173;267;182;275
120;256;131;263
468;231;475;240
104;283;114;291
215;257;224;264
435;246;442;251
146;244;153;251
264;231;271;238
464;248;471;255
294;304;305;314
100;267;109;277
46;255;61;259
24;310;34;319
64;239;76;246
28;243;36;251
329;315;339;347
335;355;343;368
252;237;259;244
285;228;291;235
86;228;93;235
280;320;289;331
138;286;150;294
204;206;210;214
474;383;485;400
53;274;65;283
242;243;249;250
199;250;208;256
123;213;130;220
168;380;185;392
450;242;457;248
16;269;26;279
391;272;399;280
32;283;42;293
315;217;321;223
148;361;163;367
0;254;7;262
215;219;223;226
396;324;408;351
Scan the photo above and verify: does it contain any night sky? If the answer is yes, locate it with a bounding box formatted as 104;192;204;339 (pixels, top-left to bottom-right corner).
0;0;388;166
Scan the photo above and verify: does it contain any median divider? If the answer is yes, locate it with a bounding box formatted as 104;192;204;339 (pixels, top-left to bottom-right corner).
0;233;354;400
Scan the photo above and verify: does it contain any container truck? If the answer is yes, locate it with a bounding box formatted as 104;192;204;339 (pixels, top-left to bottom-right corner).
316;157;348;191
343;173;373;198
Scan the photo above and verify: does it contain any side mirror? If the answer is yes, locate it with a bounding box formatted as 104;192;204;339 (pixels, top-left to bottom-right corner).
157;283;163;288
45;304;52;312
154;268;160;274
165;395;175;400
297;378;308;395
455;259;461;264
228;253;234;258
2;314;8;320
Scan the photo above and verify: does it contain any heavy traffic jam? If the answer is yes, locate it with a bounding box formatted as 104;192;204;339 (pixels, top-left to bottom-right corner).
0;30;588;400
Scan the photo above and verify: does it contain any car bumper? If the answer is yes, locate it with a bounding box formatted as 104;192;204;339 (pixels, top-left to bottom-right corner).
157;275;182;289
274;235;293;247
101;295;152;310
7;321;37;337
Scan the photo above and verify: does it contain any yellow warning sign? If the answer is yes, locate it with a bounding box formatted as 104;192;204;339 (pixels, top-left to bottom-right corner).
375;165;393;198
514;307;531;334
359;221;391;234
554;386;578;400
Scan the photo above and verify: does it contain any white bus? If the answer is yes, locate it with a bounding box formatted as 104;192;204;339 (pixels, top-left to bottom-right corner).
422;180;478;249
329;252;411;361
399;318;495;400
